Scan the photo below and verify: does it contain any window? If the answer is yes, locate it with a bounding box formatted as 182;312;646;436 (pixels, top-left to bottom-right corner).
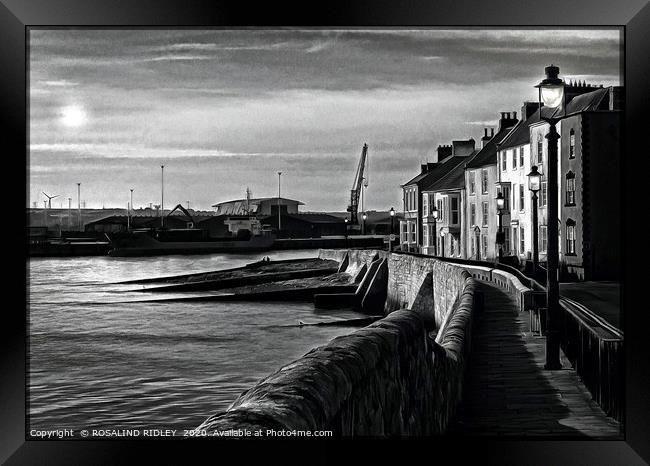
409;222;416;243
520;226;525;255
566;172;576;206
512;184;517;211
422;193;428;217
451;197;459;224
540;225;548;253
401;222;408;243
504;227;510;254
519;184;525;212
423;224;429;247
470;203;476;227
501;151;506;171
519;147;524;167
540;181;547;207
566;221;576;255
537;134;544;164
569;129;576;159
469;172;476;195
498;185;510;211
512;149;517;169
437;199;443;222
482;202;489;227
512;227;518;254
481;169;489;193
470;235;475;257
482;235;488;259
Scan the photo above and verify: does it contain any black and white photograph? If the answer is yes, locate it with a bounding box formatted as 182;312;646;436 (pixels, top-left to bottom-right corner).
24;26;628;441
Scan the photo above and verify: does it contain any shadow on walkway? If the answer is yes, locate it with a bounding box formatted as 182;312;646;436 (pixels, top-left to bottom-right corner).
448;282;621;438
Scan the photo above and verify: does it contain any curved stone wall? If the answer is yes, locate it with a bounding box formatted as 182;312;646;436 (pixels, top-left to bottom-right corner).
195;250;479;436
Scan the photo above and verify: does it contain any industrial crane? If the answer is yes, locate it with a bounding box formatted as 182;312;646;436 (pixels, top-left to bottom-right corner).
347;143;369;226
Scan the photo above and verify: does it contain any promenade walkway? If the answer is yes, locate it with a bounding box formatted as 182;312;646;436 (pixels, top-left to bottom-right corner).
449;282;622;437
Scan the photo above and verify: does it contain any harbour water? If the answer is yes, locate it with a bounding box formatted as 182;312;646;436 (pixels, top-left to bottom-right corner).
28;250;366;435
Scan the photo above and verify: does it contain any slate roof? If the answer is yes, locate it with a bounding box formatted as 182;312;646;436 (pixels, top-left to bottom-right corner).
465;124;517;169
402;155;468;190
498;88;612;151
423;151;479;192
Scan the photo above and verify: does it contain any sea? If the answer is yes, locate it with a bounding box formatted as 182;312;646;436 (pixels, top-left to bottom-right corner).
27;249;367;436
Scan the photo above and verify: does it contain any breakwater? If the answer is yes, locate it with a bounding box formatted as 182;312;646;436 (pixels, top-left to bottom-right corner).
195;249;480;435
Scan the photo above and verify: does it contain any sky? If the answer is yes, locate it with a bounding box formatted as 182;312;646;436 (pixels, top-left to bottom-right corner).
29;28;622;211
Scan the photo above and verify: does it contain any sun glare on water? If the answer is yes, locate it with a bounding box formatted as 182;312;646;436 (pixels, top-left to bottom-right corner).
60;105;87;127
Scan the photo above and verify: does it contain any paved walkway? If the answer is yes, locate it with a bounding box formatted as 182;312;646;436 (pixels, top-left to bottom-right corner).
449;282;622;437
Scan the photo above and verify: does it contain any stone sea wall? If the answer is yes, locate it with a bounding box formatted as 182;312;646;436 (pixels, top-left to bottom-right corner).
196;250;478;436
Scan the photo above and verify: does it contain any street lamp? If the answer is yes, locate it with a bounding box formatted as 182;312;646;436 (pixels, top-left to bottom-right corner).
527;166;542;275
389;207;396;251
431;205;439;256
77;183;81;231
277;171;282;235
161;165;165;228
344;217;349;246
536;64;565;371
496;191;505;262
362;212;367;235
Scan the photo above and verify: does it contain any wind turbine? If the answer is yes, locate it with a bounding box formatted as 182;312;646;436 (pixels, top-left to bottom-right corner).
42;192;59;209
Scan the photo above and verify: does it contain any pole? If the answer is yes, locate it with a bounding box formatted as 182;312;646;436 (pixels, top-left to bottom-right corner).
532;191;539;275
277;171;282;235
130;189;134;230
68;198;71;229
161;165;165;228
432;219;437;256
545;121;562;370
77;183;81;231
498;211;503;262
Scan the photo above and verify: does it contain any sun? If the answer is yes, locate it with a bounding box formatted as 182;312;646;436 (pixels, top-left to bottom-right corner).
60;105;87;127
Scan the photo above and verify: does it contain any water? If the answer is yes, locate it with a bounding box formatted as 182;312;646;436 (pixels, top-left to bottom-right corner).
28;250;366;435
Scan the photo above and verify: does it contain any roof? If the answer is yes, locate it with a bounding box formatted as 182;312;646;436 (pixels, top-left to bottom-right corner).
403;155;467;190
421;153;477;192
212;197;304;208
498;88;611;150
564;87;609;115
423;150;479;192
465;124;517;169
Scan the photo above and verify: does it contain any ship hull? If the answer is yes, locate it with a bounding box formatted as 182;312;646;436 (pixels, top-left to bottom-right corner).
107;231;274;257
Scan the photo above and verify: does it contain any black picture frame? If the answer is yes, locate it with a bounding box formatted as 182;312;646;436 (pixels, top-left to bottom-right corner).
4;0;649;464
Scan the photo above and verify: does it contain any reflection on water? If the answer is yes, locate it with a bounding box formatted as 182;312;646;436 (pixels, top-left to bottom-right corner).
28;250;363;434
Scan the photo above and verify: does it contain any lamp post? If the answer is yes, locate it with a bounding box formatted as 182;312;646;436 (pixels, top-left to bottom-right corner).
527;166;542;276
67;197;72;230
389;207;395;252
474;225;481;260
431;205;439;256
344;218;349;247
160;165;165;228
362;212;367;235
129;189;134;231
77;183;81;231
496;191;505;262
536;64;565;371
277;171;282;236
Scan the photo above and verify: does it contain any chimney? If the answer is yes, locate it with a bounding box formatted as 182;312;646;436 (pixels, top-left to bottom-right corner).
521;101;541;120
421;163;428;174
498;111;519;132
491;128;494;137
437;144;452;160
481;127;491;148
452;138;476;157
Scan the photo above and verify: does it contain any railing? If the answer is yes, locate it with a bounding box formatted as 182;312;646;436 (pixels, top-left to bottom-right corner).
392;249;623;422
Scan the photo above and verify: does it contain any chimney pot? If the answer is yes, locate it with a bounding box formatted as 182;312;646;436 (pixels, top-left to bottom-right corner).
484;128;488;137
512;111;517;119
491;128;494;136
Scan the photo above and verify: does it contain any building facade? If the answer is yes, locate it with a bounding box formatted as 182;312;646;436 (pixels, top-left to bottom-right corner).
464;112;518;261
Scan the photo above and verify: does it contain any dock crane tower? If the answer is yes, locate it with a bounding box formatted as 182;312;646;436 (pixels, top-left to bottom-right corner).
347;143;369;227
